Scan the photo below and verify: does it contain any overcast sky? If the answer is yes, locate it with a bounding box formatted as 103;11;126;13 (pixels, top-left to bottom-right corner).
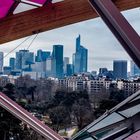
0;8;140;72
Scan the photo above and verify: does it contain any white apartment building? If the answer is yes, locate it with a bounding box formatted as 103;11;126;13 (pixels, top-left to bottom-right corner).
58;75;112;93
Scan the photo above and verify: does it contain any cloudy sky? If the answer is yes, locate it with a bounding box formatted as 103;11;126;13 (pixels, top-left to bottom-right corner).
0;8;140;72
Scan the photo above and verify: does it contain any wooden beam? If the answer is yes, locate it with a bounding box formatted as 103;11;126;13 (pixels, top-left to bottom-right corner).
0;0;140;44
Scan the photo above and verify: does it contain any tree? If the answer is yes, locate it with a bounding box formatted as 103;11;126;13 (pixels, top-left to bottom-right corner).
47;90;94;131
48;106;71;132
3;83;15;100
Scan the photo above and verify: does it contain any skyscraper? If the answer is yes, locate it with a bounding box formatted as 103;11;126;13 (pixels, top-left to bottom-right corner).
0;52;3;72
73;35;88;73
66;64;74;76
113;60;127;79
36;49;51;62
63;57;69;74
9;57;15;70
15;50;34;70
46;58;56;77
130;60;140;77
52;45;63;78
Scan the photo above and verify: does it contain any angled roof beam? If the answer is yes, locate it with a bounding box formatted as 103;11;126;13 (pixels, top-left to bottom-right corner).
89;0;140;68
0;0;140;44
0;92;64;140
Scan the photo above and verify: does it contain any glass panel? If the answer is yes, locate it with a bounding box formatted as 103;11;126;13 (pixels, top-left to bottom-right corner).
124;130;140;140
0;0;14;18
119;104;140;118
52;0;64;3
14;3;37;14
88;113;124;133
85;138;95;140
130;95;140;102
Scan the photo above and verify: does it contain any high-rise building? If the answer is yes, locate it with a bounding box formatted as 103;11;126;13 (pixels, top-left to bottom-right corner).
63;57;69;74
73;35;88;73
130;60;140;77
99;68;108;76
0;52;4;72
15;50;34;70
3;66;11;75
46;58;56;77
66;64;74;76
36;49;51;62
52;45;63;78
113;60;127;79
9;57;15;70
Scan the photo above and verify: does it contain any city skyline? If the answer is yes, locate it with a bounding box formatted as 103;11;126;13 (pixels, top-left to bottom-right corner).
0;8;140;71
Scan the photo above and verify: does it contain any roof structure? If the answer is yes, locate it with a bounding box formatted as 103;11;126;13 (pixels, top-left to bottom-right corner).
0;0;140;44
0;0;140;140
72;90;140;140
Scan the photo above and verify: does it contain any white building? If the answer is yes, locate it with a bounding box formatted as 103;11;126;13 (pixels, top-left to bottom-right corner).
59;75;112;93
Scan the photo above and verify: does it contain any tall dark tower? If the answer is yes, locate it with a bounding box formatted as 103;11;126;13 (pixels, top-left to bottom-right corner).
52;45;64;78
113;60;127;79
73;35;88;73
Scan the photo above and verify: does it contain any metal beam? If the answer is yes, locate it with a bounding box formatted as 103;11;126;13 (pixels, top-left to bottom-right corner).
89;0;140;68
0;92;64;140
0;0;140;44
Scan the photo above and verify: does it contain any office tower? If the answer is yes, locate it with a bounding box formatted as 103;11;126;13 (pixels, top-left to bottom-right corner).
9;57;15;70
15;50;34;70
99;68;108;76
113;60;127;79
52;45;63;78
66;64;74;76
73;35;88;73
31;61;46;73
3;66;11;75
63;57;69;74
36;49;51;62
130;60;140;77
46;58;56;77
0;52;4;72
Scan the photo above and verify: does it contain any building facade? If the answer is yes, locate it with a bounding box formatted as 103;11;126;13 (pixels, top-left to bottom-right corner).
15;50;34;70
0;52;4;73
9;57;15;70
52;45;63;78
113;60;127;79
130;60;140;77
73;35;88;73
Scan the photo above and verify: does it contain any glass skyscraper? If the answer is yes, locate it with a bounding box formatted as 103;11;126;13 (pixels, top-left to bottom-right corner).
9;57;15;70
66;64;74;76
113;60;127;79
15;50;34;70
36;49;51;62
63;57;69;75
0;52;3;72
130;60;140;77
52;45;63;78
73;35;88;73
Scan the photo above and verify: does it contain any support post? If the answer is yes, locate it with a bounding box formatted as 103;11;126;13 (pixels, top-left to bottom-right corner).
89;0;140;68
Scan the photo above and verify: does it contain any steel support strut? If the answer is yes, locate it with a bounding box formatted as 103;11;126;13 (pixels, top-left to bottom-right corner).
0;92;64;140
89;0;140;68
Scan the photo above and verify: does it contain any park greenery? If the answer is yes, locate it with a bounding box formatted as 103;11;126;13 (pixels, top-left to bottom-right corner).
0;76;126;140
